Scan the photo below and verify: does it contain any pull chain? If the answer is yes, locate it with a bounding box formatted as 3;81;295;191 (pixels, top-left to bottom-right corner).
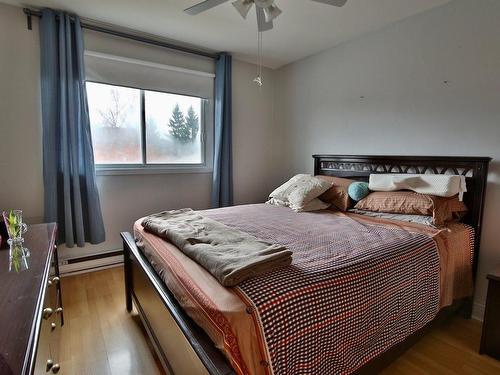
253;30;263;87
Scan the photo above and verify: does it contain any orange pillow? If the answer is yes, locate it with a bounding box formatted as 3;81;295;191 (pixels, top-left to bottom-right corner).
317;176;356;211
354;191;467;226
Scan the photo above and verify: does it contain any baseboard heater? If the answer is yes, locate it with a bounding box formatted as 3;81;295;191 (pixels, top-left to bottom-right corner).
60;249;124;276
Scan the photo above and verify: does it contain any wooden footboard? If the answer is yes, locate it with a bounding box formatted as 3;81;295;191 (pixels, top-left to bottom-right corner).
121;232;236;375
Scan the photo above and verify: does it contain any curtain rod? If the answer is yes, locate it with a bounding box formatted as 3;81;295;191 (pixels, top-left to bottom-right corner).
22;7;218;60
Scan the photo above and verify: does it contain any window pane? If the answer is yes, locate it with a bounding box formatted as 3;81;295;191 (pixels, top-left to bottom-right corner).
87;82;141;164
145;91;203;164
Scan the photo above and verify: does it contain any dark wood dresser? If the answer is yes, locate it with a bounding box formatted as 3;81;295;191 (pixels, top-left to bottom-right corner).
0;223;64;375
480;267;500;360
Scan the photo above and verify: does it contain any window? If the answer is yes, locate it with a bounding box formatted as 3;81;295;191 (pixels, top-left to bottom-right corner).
86;81;206;169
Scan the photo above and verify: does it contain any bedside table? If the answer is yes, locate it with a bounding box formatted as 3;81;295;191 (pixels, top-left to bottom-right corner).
480;267;500;360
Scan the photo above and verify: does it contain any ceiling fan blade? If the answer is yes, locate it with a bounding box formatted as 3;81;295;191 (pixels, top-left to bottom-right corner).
256;6;273;32
184;0;231;15
310;0;348;7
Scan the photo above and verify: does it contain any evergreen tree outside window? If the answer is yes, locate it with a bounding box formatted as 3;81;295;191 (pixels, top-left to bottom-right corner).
186;105;199;142
168;104;191;143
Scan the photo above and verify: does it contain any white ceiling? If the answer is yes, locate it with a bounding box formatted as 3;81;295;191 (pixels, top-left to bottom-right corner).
5;0;451;68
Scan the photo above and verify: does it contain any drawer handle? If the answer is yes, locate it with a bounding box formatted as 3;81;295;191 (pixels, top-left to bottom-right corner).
55;307;63;314
48;276;60;286
46;359;53;372
51;364;60;374
42;308;53;320
51;322;57;331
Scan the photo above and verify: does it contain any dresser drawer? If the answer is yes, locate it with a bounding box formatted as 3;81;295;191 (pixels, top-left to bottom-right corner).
34;274;63;375
32;242;64;375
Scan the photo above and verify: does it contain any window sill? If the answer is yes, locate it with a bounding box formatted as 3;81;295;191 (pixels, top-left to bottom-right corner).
95;165;213;176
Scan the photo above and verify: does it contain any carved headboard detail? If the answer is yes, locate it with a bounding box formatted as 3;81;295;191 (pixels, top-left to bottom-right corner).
313;154;491;278
318;161;476;177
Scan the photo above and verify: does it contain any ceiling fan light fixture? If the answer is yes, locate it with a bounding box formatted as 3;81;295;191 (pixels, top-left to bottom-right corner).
262;4;282;23
232;0;254;19
254;0;273;7
253;75;263;87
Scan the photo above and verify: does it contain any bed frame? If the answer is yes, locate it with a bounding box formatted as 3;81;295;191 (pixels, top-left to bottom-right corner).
122;155;491;375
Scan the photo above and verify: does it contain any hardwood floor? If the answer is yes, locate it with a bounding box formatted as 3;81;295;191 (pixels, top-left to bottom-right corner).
52;267;500;375
381;313;500;375
54;266;165;375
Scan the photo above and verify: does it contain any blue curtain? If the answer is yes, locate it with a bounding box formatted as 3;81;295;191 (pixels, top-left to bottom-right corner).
211;53;233;208
39;9;105;247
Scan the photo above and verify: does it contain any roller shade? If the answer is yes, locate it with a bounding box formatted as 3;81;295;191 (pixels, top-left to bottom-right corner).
83;29;215;99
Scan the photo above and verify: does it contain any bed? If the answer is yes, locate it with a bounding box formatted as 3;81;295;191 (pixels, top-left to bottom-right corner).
121;155;491;375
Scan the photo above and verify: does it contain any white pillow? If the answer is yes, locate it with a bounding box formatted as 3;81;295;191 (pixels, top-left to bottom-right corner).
268;174;332;211
266;198;288;207
368;174;467;200
287;177;332;208
290;198;330;212
269;174;309;202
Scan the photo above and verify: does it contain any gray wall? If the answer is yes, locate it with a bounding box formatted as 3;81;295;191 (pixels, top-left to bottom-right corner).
275;0;500;319
0;3;281;259
0;3;44;223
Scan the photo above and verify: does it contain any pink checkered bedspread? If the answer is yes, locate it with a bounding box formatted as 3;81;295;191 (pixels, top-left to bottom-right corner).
202;204;441;375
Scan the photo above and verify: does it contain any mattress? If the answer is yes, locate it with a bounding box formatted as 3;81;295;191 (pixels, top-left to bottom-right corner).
134;204;473;375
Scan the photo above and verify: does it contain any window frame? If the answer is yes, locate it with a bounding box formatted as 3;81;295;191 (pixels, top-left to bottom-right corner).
86;80;214;176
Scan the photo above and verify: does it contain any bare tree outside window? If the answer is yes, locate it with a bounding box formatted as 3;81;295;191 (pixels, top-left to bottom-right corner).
87;82;141;164
97;88;132;128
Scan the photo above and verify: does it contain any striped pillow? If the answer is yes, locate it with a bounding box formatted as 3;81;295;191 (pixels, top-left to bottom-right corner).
354;191;467;226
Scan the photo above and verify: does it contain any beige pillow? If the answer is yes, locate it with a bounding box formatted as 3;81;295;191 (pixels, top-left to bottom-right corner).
268;174;332;212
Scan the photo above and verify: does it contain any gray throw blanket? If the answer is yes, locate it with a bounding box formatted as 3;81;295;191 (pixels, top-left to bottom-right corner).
141;209;292;286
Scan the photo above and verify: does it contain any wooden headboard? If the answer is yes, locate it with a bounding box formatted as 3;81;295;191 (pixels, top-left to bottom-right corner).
313;154;491;278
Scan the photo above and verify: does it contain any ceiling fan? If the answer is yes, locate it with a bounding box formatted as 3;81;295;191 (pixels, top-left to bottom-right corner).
184;0;348;32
